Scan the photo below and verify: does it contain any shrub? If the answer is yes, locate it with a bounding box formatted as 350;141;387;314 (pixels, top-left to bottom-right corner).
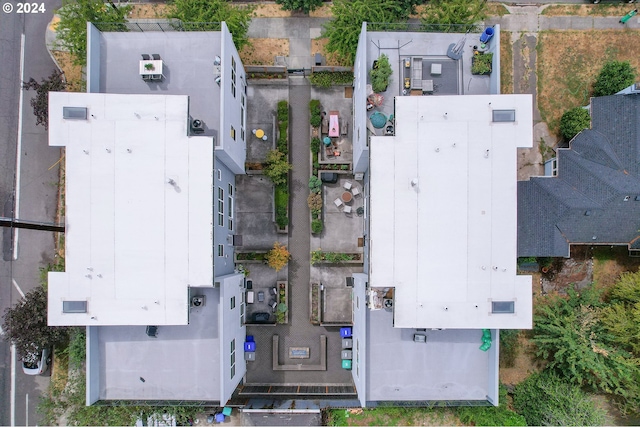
309;71;354;88
166;0;252;50
593;60;637;97
275;185;289;209
307;193;323;210
277;100;289;121
471;52;493;75
421;0;487;33
55;0;132;66
264;150;292;187
513;372;606;426
309;99;322;127
275;0;322;14
370;54;393;93
499;329;520;368
560;107;590;141
456;385;526;426
275;207;288;229
323;0;410;65
310;137;321;154
311;219;324;234
309;175;322;193
277;122;288;154
266;242;290;272
310;250;356;265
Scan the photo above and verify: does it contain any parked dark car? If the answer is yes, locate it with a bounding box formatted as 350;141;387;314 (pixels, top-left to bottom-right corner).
320;172;338;184
252;312;271;323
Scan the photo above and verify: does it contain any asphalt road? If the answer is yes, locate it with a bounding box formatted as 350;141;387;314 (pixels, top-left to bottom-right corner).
0;0;62;425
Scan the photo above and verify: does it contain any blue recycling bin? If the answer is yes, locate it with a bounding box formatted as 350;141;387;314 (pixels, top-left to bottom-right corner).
340;327;352;338
480;27;494;44
244;341;256;352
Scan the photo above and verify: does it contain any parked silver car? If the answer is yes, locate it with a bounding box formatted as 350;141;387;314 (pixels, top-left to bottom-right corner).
22;347;51;375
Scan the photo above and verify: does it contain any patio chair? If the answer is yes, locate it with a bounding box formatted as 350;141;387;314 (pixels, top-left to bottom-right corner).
352;187;360;197
334;198;343;208
152;53;161;60
141;54;151;60
270;300;278;313
343;181;352;190
344;205;352;214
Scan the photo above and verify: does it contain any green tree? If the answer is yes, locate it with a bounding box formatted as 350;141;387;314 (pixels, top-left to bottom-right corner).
264;150;292;187
513;372;606;426
421;0;487;33
22;70;67;130
323;0;409;65
370;54;393;93
2;286;70;359
166;0;252;50
532;285;639;400
275;0;323;14
593;60;637;97
55;0;131;66
601;271;640;356
266;242;290;272
559;106;590;141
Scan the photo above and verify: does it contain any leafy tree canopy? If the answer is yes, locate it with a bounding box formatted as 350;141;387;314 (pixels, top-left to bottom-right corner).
513;372;606;426
166;0;252;50
421;0;487;32
266;242;290;272
55;0;131;66
275;0;322;14
593;60;637;97
2;286;70;358
323;0;410;65
559;106;590;141
22;70;67;130
264;149;292;187
532;285;640;409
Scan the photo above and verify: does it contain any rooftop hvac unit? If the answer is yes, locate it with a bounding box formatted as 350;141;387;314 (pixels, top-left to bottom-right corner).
191;119;204;135
191;295;205;307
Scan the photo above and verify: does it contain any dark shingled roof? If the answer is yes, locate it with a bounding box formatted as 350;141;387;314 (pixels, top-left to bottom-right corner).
518;94;640;257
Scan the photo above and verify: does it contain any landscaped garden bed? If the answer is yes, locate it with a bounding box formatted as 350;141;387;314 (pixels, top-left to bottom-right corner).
310;250;363;265
310;283;321;325
234;251;268;263
276;280;289;324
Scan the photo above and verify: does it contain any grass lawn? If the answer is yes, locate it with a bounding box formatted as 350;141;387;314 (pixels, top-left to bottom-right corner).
325;407;462;426
537;30;640;135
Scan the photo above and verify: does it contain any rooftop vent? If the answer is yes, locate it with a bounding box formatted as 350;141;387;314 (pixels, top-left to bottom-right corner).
191;119;204;135
191;295;205;307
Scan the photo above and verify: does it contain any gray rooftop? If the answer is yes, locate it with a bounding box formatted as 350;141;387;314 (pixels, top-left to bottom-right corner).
97;31;222;137
518;94;640;257
366;309;489;402
96;287;220;401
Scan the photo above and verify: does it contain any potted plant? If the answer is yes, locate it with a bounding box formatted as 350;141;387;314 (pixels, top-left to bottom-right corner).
370;54;392;93
471;52;493;75
144;63;155;71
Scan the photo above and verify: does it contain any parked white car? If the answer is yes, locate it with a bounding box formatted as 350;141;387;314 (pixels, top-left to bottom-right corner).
21;347;51;375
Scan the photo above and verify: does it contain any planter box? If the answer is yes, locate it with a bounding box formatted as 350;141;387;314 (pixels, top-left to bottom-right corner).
277;280;289;324
471;55;492;76
234;251;268;264
311;253;364;265
310;283;321;325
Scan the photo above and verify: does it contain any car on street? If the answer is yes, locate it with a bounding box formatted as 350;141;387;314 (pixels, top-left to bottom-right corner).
22;347;51;375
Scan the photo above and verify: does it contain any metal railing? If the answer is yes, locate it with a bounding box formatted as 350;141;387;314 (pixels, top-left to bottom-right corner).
94;20;222;32
367;22;484;34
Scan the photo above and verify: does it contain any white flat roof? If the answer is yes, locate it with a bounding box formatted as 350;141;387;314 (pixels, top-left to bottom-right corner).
369;95;533;329
48;92;214;326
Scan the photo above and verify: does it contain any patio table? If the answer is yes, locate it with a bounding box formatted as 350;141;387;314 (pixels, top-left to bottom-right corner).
329;111;339;137
341;191;353;203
